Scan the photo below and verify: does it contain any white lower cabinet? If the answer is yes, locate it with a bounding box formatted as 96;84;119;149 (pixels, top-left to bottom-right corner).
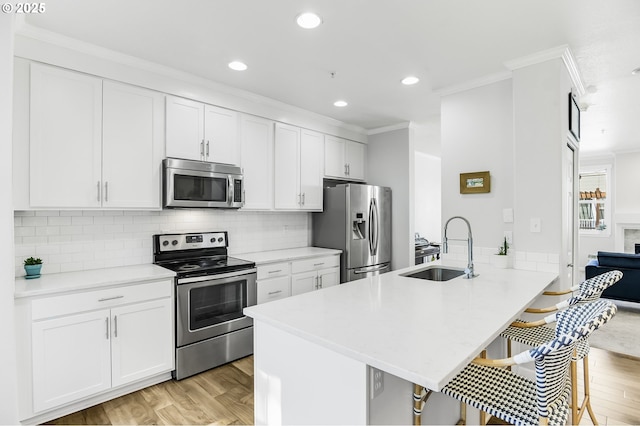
256;254;340;303
29;280;173;414
291;256;340;296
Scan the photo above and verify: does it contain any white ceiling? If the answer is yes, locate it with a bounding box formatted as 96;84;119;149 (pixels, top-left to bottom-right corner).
21;0;640;156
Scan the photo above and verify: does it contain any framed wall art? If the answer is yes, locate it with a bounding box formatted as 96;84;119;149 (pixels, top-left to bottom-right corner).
569;93;580;141
460;171;491;194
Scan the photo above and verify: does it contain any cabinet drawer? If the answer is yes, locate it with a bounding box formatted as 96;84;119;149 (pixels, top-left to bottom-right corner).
257;262;291;280
291;256;339;274
32;279;173;321
257;276;291;304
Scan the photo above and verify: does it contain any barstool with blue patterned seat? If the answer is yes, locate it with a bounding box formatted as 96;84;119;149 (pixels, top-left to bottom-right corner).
500;270;622;425
434;299;617;426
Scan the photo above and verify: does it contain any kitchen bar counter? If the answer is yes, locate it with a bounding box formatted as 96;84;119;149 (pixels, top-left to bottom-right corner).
244;260;558;424
14;264;176;298
235;246;341;265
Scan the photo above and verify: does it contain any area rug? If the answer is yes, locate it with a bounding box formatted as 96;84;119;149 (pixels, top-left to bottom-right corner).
589;305;640;358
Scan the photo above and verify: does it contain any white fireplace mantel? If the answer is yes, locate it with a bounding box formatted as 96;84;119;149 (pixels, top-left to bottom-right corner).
615;213;640;252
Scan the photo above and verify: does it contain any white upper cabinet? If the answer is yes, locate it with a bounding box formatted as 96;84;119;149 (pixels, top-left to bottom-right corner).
299;129;324;210
324;135;366;181
274;124;324;211
29;64;164;209
240;114;274;210
274;123;300;210
30;63;103;208
165;96;204;161
166;95;239;165
102;81;164;209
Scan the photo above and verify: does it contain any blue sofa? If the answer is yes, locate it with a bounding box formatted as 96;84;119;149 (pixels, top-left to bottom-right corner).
585;251;640;303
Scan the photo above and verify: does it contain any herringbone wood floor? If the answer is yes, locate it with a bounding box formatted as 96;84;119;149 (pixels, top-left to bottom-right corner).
49;348;640;425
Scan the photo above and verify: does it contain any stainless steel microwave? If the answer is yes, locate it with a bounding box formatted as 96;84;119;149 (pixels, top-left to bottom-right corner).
163;158;244;209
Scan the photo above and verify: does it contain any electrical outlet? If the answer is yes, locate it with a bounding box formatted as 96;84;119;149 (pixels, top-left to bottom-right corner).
370;367;384;399
530;218;541;233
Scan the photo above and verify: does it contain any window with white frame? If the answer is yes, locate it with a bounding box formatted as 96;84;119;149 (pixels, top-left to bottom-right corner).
579;166;611;235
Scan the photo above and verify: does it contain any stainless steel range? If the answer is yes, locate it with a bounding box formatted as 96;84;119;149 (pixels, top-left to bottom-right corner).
153;231;256;380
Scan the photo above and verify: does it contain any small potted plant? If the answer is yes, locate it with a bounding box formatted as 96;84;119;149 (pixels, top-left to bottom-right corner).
493;237;512;269
24;256;43;278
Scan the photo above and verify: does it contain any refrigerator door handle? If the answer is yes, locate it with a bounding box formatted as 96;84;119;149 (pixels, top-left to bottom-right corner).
371;198;379;256
368;199;375;255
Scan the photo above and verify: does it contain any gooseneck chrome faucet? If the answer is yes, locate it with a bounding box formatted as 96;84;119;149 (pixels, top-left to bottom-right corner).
442;216;478;279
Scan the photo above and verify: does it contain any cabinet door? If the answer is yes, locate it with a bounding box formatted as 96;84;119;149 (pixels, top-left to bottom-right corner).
346;141;366;181
32;309;111;412
318;267;339;290
257;276;291;304
111;298;173;388
240;114;273;210
165;95;204;161
102;81;164;209
291;271;319;296
274;123;301;209
30;63;102;208
323;135;346;179
299;129;324;210
204;104;239;165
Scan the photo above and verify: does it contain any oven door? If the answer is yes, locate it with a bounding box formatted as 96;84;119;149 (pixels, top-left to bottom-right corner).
176;269;257;347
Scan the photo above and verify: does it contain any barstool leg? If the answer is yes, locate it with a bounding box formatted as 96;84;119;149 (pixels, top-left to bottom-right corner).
583;355;599;425
571;356;578;424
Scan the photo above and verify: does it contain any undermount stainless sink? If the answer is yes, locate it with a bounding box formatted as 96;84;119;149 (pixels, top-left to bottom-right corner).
401;266;466;281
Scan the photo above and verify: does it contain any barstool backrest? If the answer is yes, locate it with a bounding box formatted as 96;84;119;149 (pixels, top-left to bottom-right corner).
567;270;623;305
517;299;617;419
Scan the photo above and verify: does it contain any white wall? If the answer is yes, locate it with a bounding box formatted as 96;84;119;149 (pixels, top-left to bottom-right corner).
615;151;640;213
441;79;514;252
512;59;573;285
1;13;19;425
367;127;414;270
414;152;441;243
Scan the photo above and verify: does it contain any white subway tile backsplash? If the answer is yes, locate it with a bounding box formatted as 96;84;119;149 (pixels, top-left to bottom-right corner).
14;209;310;277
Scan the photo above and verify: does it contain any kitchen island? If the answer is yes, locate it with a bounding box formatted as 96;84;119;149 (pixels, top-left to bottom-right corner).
244;260;558;425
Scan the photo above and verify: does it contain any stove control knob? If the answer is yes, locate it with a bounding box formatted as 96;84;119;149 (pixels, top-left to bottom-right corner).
172;240;178;246
162;240;169;247
210;238;216;243
218;237;224;243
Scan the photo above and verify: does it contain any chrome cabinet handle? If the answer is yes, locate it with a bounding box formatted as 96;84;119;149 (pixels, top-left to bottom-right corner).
314;276;319;289
206;140;210;158
200;140;204;158
318;275;323;288
97;181;101;202
268;290;282;296
98;295;124;302
105;317;109;340
347;164;350;175
344;164;348;175
113;315;118;338
298;193;302;205
302;193;305;205
268;269;282;274
104;181;109;202
313;262;325;267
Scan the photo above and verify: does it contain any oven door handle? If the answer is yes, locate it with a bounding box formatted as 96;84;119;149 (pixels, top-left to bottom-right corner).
177;268;257;284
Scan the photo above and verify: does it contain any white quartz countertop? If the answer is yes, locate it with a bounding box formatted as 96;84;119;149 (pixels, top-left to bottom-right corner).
244;260;558;391
14;264;176;299
235;247;341;265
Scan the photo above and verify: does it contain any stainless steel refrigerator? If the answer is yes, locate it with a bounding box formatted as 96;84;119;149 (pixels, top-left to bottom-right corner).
312;184;392;282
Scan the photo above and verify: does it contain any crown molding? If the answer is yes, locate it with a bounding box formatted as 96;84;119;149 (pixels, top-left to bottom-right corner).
505;44;585;97
434;71;512;97
14;22;367;137
367;122;411;136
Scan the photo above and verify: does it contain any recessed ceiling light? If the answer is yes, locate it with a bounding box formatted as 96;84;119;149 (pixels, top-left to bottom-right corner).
228;61;247;71
401;76;420;85
333;100;348;107
296;12;322;29
632;67;640;75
